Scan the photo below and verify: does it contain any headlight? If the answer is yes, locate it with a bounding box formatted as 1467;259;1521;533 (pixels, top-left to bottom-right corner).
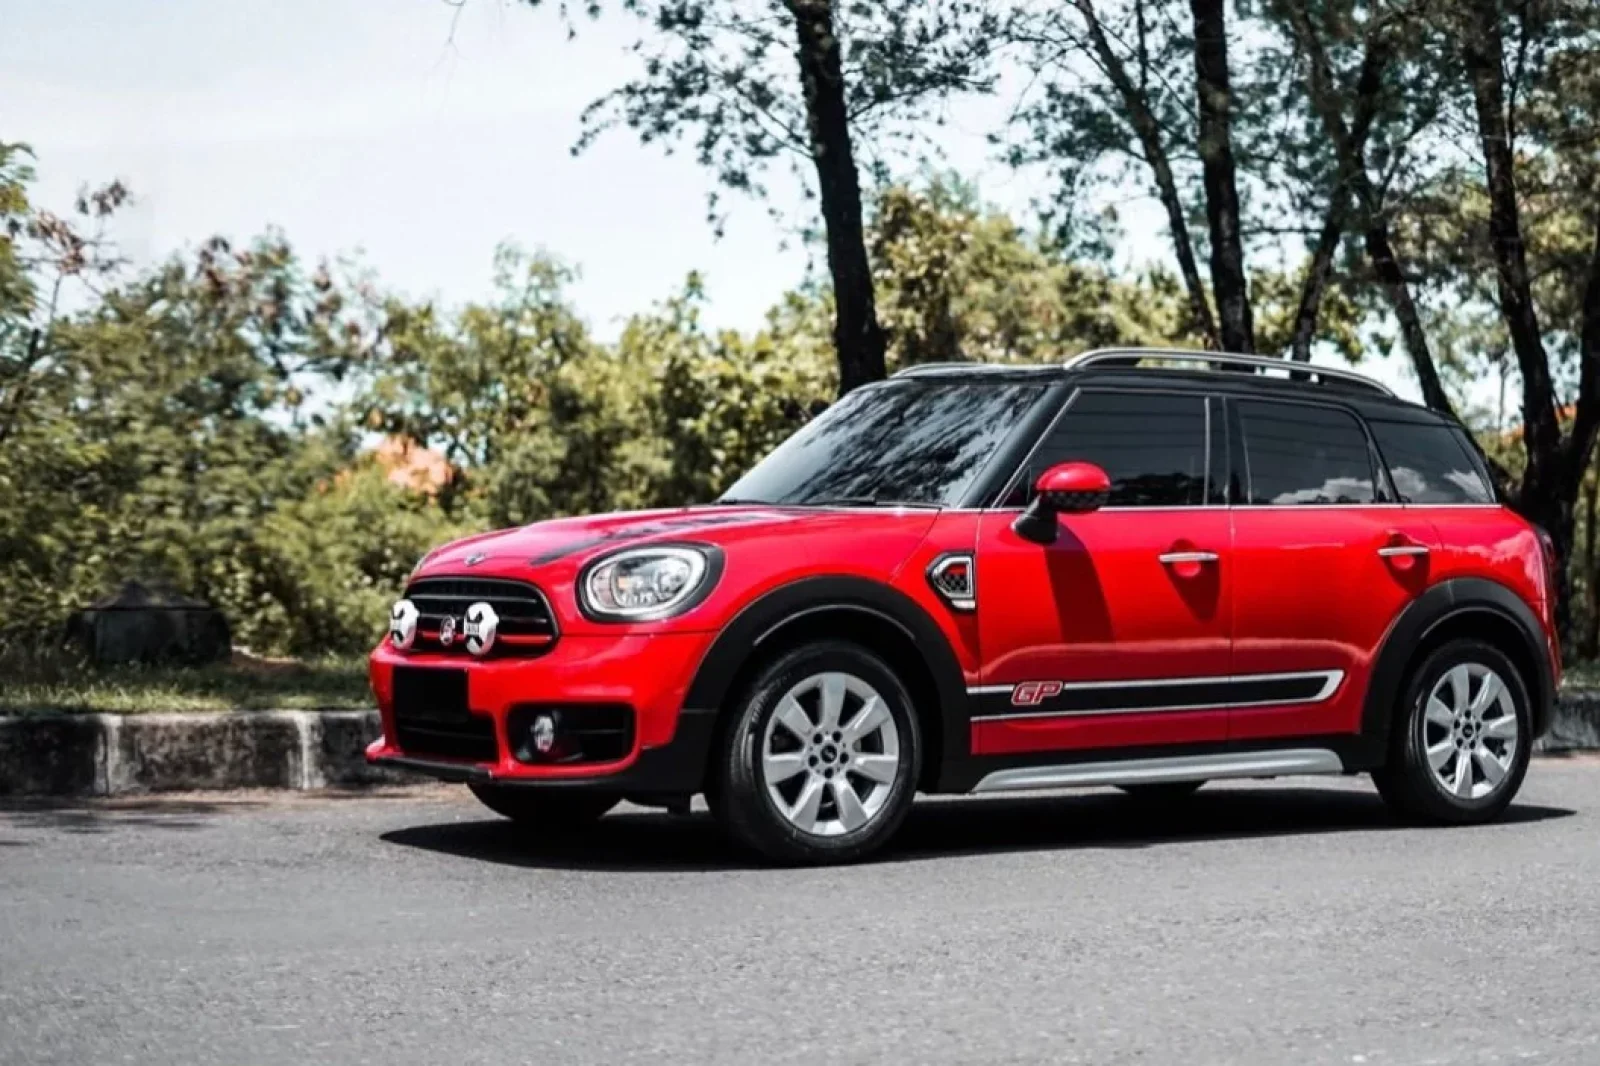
580;546;719;620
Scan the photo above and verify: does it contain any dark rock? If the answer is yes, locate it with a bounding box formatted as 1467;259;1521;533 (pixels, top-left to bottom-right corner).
66;581;231;665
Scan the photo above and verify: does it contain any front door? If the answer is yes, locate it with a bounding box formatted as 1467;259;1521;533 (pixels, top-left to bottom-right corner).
973;389;1233;756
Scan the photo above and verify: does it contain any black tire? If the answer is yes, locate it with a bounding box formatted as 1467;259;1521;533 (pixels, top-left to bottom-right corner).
1117;781;1204;801
709;640;921;865
467;784;619;828
1371;639;1532;825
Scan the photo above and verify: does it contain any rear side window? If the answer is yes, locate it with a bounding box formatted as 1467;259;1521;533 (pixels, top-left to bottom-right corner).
1238;400;1375;505
1371;420;1494;504
1010;390;1209;507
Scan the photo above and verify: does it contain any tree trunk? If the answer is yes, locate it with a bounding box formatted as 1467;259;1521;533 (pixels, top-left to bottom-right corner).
1280;11;1390;363
1583;475;1599;659
1190;0;1254;353
1461;3;1560;496
1363;222;1456;416
1075;0;1219;350
787;0;886;394
1280;3;1451;413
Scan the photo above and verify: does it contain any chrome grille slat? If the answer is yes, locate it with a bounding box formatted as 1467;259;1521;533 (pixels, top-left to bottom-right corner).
402;577;559;658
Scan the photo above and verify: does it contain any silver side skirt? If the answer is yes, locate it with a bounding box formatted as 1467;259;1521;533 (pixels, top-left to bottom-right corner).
970;748;1346;794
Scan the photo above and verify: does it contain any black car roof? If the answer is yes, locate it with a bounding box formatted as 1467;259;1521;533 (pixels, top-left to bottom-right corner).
892;348;1450;425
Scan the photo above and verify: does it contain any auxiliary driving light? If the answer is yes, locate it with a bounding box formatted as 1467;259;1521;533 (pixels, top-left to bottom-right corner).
531;713;558;755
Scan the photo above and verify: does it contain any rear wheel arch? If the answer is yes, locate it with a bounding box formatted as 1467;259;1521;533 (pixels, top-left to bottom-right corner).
1363;577;1553;758
682;576;969;793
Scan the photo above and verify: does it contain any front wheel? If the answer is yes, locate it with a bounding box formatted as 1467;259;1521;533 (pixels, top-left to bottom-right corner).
467;784;619;828
1371;639;1531;825
710;640;921;865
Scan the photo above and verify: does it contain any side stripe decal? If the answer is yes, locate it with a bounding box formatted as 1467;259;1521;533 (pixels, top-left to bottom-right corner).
967;670;1344;721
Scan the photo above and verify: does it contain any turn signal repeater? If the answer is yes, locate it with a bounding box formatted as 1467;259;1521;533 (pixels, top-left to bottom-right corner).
927;552;976;611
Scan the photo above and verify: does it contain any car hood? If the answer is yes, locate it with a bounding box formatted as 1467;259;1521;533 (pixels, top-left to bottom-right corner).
413;504;940;578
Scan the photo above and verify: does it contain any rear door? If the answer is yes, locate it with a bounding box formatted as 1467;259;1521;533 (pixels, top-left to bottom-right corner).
972;388;1233;756
1227;398;1438;741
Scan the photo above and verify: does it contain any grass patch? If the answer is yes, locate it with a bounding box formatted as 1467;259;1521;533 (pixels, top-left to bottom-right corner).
0;647;372;715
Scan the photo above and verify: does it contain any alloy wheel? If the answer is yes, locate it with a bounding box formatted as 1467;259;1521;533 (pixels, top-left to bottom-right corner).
760;671;901;837
1420;662;1520;801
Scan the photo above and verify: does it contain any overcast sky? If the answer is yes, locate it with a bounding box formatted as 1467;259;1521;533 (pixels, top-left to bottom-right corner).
4;0;1431;402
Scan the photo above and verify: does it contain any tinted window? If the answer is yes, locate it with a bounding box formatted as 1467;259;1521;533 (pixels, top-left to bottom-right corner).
1239;400;1375;505
720;379;1047;508
1012;391;1209;507
1372;420;1494;504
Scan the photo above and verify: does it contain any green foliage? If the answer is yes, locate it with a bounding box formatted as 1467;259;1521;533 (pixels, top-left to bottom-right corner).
0;190;441;657
870;179;1205;366
640;279;835;502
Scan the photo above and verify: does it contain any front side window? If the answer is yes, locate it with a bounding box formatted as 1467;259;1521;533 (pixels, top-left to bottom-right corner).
1239;400;1375;505
1007;390;1209;507
1371;420;1494;504
719;379;1048;508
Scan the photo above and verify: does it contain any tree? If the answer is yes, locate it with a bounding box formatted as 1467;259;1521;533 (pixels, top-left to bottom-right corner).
868;178;1206;366
1010;0;1444;372
522;0;1003;393
1266;1;1455;407
1449;0;1600;624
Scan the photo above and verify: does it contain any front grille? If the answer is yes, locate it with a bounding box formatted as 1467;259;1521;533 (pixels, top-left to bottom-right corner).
392;666;498;762
403;576;558;658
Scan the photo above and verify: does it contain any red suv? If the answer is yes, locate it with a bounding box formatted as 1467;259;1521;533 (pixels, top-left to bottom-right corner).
368;348;1558;864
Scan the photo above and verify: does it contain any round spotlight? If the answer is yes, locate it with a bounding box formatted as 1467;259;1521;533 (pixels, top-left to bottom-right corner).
531;713;557;755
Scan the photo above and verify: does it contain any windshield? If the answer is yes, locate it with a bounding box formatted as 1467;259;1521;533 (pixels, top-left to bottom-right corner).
719;379;1048;508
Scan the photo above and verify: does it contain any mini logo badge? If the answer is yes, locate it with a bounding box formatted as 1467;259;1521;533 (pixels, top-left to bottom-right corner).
438;616;457;646
465;552;488;567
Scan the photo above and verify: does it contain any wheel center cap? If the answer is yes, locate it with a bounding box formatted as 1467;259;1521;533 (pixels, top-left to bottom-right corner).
821;744;838;763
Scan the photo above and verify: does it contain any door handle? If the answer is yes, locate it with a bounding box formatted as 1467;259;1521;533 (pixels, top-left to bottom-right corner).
1158;551;1219;565
1377;545;1429;558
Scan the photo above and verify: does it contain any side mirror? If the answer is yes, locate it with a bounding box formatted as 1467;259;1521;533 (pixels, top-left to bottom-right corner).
1013;461;1111;544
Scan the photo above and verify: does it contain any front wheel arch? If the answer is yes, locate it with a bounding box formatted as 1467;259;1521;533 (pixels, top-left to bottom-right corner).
681;576;970;793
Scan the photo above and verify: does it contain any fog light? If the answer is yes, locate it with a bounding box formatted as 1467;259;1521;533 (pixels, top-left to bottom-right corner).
530;713;557;755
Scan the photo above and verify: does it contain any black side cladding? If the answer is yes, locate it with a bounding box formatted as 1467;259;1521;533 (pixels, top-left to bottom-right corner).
1360;577;1554;760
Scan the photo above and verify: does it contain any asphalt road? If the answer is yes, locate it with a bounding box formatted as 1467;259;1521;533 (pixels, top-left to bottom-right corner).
3;763;1599;1066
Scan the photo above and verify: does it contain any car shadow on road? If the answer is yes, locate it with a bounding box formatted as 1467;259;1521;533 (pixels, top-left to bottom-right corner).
378;784;1575;873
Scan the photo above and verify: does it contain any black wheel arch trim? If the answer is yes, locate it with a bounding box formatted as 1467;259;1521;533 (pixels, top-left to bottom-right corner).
680;574;972;790
1362;577;1554;752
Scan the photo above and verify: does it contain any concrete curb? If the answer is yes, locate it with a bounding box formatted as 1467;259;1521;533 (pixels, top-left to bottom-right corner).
1542;690;1600;753
3;693;1600;797
0;709;422;797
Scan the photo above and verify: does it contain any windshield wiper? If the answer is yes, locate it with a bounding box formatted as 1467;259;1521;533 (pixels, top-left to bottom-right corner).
804;496;940;509
711;497;770;506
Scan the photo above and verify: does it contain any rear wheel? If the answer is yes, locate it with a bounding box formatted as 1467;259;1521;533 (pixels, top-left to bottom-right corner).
467;784;619;828
1372;639;1530;825
1117;781;1204;801
710;640;921;865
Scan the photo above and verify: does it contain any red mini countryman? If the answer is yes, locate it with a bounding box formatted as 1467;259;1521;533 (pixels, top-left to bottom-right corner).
368;348;1559;864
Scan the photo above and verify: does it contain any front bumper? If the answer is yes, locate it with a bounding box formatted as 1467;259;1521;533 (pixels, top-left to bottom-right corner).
366;631;719;795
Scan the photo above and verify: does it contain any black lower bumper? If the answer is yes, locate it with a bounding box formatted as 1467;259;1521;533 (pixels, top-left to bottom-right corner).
374;707;717;796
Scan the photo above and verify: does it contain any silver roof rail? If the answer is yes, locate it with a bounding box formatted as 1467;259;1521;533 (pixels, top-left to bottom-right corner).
1064;347;1395;397
891;361;986;377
